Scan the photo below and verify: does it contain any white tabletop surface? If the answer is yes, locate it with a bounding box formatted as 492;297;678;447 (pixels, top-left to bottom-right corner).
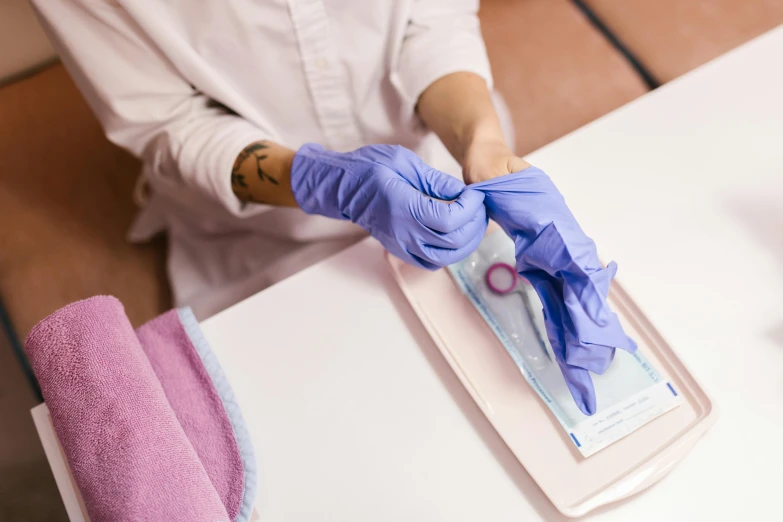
33;26;783;522
197;26;783;522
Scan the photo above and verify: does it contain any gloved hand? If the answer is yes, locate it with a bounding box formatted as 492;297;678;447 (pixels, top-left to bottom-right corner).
470;167;637;415
290;144;488;270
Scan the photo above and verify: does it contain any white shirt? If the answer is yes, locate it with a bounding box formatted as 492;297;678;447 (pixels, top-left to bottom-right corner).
32;0;495;318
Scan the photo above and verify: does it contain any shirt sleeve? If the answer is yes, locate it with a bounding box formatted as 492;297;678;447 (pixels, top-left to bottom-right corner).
392;0;494;128
30;0;270;217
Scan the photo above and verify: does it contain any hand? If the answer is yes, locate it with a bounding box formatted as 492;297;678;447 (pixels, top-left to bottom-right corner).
469;166;637;415
290;144;488;270
462;139;530;184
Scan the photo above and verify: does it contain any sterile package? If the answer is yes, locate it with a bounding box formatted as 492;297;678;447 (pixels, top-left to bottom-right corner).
448;231;682;457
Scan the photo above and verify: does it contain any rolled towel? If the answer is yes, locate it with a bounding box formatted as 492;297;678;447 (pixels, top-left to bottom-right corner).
25;296;256;522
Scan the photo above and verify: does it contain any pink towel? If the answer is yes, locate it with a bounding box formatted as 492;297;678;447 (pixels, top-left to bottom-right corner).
25;296;256;522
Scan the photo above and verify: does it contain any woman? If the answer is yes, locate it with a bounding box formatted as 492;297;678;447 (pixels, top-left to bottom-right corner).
32;0;634;414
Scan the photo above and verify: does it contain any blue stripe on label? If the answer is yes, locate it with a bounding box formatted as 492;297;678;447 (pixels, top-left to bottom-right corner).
667;382;678;397
570;433;581;447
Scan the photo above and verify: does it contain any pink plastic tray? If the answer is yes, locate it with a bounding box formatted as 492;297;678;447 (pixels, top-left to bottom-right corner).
386;251;717;517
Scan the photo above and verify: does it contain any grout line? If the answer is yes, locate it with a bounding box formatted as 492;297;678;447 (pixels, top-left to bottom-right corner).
0;297;42;402
0;57;60;89
570;0;661;90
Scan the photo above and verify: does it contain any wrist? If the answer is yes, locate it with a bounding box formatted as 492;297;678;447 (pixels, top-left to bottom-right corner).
462;137;531;185
454;117;507;166
232;140;298;207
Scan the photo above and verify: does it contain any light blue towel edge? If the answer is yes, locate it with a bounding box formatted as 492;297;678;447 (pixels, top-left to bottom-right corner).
178;307;258;522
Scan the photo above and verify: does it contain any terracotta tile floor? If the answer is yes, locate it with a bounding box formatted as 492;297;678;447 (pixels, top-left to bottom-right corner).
0;332;67;521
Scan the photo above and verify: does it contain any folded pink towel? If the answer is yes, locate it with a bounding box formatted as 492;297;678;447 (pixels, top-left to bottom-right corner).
25;296;256;522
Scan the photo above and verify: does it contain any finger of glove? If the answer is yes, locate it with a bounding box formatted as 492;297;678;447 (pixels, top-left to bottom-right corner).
564;320;618;375
561;260;616;326
411;188;486;233
565;304;637;372
379;234;441;271
544;298;600;415
529;265;627;374
524;272;568;361
412;167;467;200
412;218;488;267
559;361;598;416
469;166;550;191
527;273;598;415
413;203;488;249
525;219;621;332
366;146;467;200
407;253;440;271
562;266;638;364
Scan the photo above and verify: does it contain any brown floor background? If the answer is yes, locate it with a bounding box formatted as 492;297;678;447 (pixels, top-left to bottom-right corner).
0;332;68;520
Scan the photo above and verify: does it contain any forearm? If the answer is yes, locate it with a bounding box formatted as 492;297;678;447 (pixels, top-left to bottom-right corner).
417;72;530;183
231;140;298;207
417;72;503;163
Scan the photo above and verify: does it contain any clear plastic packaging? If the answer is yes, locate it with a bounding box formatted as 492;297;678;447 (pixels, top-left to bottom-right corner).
448;231;681;457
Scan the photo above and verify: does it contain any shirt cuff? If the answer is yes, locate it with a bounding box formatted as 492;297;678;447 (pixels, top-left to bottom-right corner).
178;117;272;217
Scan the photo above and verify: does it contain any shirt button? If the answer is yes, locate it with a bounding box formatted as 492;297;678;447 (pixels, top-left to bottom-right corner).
316;57;330;70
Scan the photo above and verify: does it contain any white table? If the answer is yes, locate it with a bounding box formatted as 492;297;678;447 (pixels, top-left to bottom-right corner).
35;26;783;521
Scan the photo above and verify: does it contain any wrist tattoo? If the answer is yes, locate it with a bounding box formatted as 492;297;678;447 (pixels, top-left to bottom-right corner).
232;142;278;187
232;142;279;188
231;172;248;189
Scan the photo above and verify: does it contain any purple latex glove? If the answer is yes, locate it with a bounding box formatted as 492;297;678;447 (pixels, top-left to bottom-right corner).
470;167;637;415
291;144;487;270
